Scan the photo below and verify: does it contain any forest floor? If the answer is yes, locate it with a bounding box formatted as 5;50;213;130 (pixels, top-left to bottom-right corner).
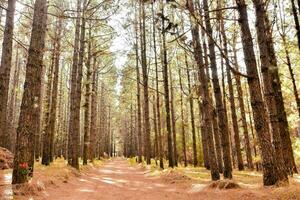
1;158;300;200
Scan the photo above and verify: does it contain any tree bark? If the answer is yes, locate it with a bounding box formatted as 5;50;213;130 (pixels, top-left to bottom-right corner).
8;46;20;153
139;0;151;165
235;0;282;186
187;0;220;181
0;0;16;150
68;0;83;169
253;0;289;181
160;1;174;168
201;24;223;172
83;25;92;165
262;1;298;174
231;25;254;169
202;0;232;178
178;68;187;167
217;0;244;170
48;17;63;163
169;69;178;167
135;2;143;163
12;0;48;184
42;45;55;166
90;57;98;160
185;54;198;167
152;2;164;169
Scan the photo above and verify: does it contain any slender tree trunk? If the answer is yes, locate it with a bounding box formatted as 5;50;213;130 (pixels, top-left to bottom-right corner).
185;54;198;167
152;2;164;169
217;1;244;170
178;68;187;167
187;0;220;181
57;69;64;158
90;57;98;160
152;93;159;163
49;17;63;163
68;0;82;169
83;25;92;165
201;25;223;172
135;3;143;163
12;0;48;184
231;26;254;169
42;46;55;166
291;0;300;51
169;69;178;167
202;0;232;178
139;0;151;165
160;1;174;168
0;0;16;150
74;0;87;168
8;47;20;152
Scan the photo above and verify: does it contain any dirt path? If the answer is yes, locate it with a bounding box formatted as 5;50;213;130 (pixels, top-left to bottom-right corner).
39;158;197;200
2;158;298;200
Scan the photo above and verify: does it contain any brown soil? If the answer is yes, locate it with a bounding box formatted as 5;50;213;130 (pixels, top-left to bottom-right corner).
1;158;300;200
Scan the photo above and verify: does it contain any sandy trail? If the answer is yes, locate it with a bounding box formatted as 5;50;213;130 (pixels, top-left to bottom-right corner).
40;158;197;200
2;158;294;200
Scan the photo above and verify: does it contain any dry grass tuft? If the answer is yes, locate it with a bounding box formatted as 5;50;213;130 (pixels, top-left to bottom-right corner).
0;147;13;170
161;169;192;184
207;180;241;190
13;180;45;196
272;184;300;200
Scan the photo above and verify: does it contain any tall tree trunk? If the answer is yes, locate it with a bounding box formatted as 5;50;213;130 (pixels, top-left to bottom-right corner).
187;0;220;181
49;17;63;163
178;68;187;167
169;69;178;167
90;57;98;160
135;3;143;163
8;47;20;152
232;25;254;170
73;0;87;168
68;0;82;169
160;1;174;168
235;0;282;186
262;1;298;174
0;0;16;150
152;93;159;163
201;24;223;172
245;85;259;170
185;54;198;167
83;25;92;165
42;45;55;166
139;0;151;165
152;2;164;169
129;103;134;157
12;0;48;184
202;0;232;178
253;0;289;181
217;0;244;170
